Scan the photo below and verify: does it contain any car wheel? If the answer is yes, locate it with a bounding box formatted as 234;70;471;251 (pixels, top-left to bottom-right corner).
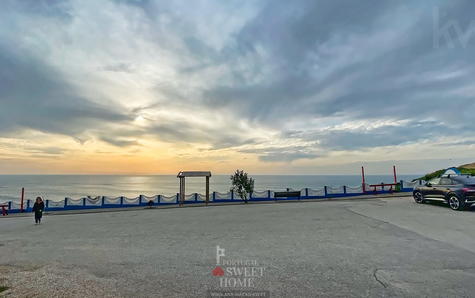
413;191;425;204
448;193;465;211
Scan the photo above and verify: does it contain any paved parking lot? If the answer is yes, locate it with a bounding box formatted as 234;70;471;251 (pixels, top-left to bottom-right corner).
1;196;474;297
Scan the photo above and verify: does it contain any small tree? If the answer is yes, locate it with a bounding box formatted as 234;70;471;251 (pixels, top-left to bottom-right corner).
230;169;254;204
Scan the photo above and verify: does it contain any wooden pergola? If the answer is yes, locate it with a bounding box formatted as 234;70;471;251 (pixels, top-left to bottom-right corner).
177;171;212;206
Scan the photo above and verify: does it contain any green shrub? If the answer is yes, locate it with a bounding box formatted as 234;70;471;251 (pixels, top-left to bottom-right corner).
0;286;9;293
230;170;254;203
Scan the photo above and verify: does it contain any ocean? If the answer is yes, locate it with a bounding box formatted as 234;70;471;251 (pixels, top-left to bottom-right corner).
0;174;419;203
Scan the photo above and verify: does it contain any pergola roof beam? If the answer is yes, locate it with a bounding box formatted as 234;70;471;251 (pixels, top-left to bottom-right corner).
177;171;212;178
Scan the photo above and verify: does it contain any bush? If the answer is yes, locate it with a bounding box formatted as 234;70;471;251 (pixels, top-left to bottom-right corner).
230;170;254;203
0;286;9;293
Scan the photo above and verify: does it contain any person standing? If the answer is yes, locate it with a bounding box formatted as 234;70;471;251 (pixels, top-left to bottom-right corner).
32;197;45;225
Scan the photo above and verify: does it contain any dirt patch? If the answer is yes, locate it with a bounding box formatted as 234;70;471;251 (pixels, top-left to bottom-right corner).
0;263;121;297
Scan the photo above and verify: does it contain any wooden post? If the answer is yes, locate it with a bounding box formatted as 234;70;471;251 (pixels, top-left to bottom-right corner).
20;187;25;212
179;177;185;206
177;172;211;205
206;176;210;205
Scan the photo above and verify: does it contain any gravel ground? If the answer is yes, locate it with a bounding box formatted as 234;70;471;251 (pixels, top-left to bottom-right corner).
1;196;474;297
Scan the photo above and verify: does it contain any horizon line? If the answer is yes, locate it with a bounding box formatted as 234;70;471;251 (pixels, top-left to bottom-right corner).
0;173;423;176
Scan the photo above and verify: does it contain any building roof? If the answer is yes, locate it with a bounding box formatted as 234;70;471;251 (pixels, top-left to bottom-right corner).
177;171;212;178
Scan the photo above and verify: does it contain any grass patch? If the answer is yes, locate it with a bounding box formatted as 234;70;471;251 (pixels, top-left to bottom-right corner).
0;286;9;293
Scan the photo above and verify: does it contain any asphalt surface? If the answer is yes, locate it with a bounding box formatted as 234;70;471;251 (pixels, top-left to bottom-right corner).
1;196;474;297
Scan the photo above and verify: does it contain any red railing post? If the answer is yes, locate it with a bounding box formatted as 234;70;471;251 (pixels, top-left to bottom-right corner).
393;165;398;184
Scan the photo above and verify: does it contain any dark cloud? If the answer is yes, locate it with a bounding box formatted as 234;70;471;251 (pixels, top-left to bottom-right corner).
436;139;475;146
114;0;150;5
0;44;131;138
23;146;65;155
99;136;139;147
3;0;73;20
144;121;259;149
314;122;455;151
101;63;135;73
282;120;467;151
202;0;475;136
259;151;319;163
240;146;320;162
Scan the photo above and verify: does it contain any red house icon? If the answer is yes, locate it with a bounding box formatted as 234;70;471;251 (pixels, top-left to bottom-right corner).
212;266;225;276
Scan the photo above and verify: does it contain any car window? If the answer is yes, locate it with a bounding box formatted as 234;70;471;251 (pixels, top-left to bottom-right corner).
439;178;455;185
428;178;440;185
453;177;475;186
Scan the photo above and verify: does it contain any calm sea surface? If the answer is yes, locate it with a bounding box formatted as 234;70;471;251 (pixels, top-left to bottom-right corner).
0;174;419;203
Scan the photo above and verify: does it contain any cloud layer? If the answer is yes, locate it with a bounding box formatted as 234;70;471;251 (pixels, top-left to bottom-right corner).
0;0;474;173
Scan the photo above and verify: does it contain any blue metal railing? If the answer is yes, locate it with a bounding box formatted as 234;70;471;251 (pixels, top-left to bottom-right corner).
2;181;415;214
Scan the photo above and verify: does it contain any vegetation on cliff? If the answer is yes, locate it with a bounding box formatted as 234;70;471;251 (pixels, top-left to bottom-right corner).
417;163;475;181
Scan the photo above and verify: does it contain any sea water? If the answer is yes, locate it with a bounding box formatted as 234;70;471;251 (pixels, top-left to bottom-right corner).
0;174;419;203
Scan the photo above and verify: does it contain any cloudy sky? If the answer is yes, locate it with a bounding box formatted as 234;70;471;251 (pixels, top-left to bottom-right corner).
0;0;474;175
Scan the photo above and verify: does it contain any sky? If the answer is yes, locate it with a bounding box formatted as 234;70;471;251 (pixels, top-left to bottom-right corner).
0;0;474;175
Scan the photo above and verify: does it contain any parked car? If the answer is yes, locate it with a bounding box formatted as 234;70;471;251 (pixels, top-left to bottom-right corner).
413;175;475;211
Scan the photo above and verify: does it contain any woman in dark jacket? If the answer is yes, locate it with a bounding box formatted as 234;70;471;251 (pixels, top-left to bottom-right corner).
32;197;45;224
